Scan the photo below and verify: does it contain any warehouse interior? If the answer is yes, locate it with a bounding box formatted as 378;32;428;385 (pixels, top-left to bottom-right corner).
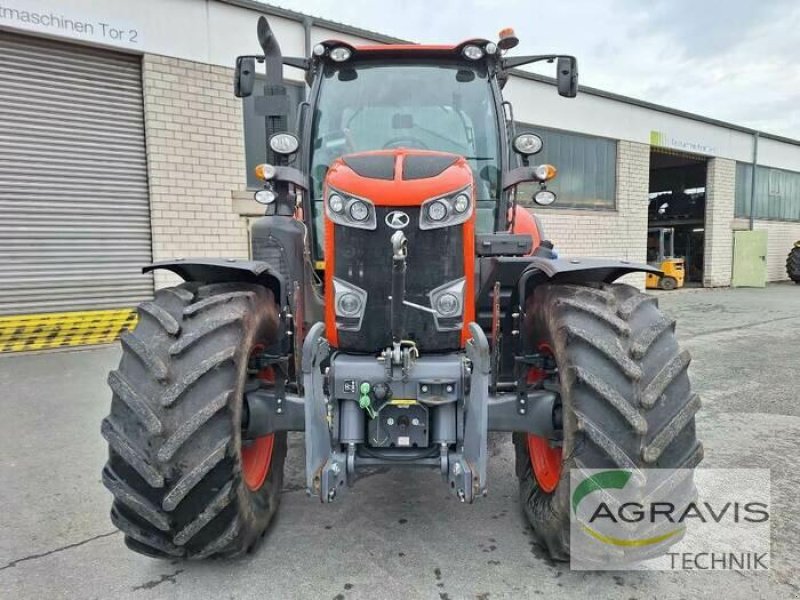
648;149;709;284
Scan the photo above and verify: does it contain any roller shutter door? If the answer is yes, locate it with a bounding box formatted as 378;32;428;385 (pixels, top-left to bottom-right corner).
0;31;151;351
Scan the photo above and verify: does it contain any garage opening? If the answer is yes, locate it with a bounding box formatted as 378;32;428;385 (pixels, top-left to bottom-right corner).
648;148;709;287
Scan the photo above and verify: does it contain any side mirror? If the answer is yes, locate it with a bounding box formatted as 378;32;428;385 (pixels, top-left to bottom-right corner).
556;56;578;98
234;56;256;98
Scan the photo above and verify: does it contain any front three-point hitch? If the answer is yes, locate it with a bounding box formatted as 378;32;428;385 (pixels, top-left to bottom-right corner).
241;321;560;504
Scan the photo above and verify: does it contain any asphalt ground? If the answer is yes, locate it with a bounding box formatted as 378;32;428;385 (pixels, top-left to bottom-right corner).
1;283;799;599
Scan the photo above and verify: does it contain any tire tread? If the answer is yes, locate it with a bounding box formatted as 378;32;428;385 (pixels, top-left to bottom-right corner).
160;346;237;408
786;246;800;282
119;331;168;382
516;282;702;561
138;301;181;336
102;282;285;559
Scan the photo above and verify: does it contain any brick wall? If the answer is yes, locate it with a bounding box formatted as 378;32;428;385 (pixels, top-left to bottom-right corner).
703;158;736;287
524;140;650;288
142;55;249;289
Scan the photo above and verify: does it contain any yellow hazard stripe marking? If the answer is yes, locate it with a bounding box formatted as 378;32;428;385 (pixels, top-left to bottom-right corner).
0;308;138;353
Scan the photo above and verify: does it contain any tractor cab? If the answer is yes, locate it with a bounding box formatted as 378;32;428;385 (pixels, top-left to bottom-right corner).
234;30;577;247
306;43;505;245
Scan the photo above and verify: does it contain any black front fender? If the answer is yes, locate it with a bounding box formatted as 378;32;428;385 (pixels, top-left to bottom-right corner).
144;258;284;304
519;256;660;300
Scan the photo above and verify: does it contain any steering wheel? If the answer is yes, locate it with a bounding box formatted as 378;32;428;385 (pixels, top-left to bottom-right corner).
383;137;430;150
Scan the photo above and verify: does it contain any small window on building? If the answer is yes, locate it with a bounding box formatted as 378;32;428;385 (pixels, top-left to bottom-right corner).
243;79;305;189
513;124;617;210
735;162;800;222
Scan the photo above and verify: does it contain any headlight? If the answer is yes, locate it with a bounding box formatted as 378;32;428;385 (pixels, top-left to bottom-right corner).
333;278;367;331
269;133;299;156
534;190;557;206
329;194;344;213
436;293;460;316
512;133;543;156
325;188;377;230
427;200;447;222
428;278;465;331
462;44;484;60
254;189;276;205
337;292;362;316
419;187;473;230
349;200;370;222
330;46;352;62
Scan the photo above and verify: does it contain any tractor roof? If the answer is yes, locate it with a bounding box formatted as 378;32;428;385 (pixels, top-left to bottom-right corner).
316;39;494;61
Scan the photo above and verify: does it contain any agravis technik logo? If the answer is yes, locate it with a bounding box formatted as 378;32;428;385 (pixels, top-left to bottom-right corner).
570;468;771;571
571;470;685;548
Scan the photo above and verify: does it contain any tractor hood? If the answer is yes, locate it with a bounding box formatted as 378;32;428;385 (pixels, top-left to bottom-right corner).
324;149;474;204
322;148;476;353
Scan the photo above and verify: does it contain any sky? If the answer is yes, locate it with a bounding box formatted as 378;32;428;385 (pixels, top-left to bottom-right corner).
268;0;800;140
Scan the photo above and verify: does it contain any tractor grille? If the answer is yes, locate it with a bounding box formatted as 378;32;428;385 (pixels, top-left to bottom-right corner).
334;206;464;353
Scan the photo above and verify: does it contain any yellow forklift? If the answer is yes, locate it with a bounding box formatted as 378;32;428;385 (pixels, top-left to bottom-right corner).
646;227;685;290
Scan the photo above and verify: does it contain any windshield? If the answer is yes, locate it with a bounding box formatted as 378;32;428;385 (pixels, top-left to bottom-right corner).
310;62;501;201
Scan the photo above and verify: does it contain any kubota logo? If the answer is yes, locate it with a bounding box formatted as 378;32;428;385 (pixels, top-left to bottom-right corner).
385;211;410;229
572;470;685;548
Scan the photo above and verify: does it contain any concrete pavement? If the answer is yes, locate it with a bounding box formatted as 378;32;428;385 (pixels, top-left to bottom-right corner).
1;284;799;599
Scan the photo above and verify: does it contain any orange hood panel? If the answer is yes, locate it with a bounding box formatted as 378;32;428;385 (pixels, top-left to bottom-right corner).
324;149;473;206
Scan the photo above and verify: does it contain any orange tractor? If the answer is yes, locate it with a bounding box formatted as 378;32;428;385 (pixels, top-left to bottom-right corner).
102;18;701;561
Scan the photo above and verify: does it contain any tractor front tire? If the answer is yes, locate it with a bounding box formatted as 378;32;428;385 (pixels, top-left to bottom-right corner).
787;244;800;283
101;282;287;559
513;283;703;561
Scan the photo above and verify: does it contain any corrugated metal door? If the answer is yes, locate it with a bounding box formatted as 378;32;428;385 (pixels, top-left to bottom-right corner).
0;31;152;351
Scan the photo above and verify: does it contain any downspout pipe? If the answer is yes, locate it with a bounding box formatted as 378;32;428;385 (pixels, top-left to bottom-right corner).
749;131;759;231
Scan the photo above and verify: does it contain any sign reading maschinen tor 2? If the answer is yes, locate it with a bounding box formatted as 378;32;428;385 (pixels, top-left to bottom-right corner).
0;2;141;47
570;469;771;570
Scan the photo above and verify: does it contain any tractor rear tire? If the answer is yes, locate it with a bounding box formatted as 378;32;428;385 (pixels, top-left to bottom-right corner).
101;282;287;559
787;244;800;283
513;283;703;561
